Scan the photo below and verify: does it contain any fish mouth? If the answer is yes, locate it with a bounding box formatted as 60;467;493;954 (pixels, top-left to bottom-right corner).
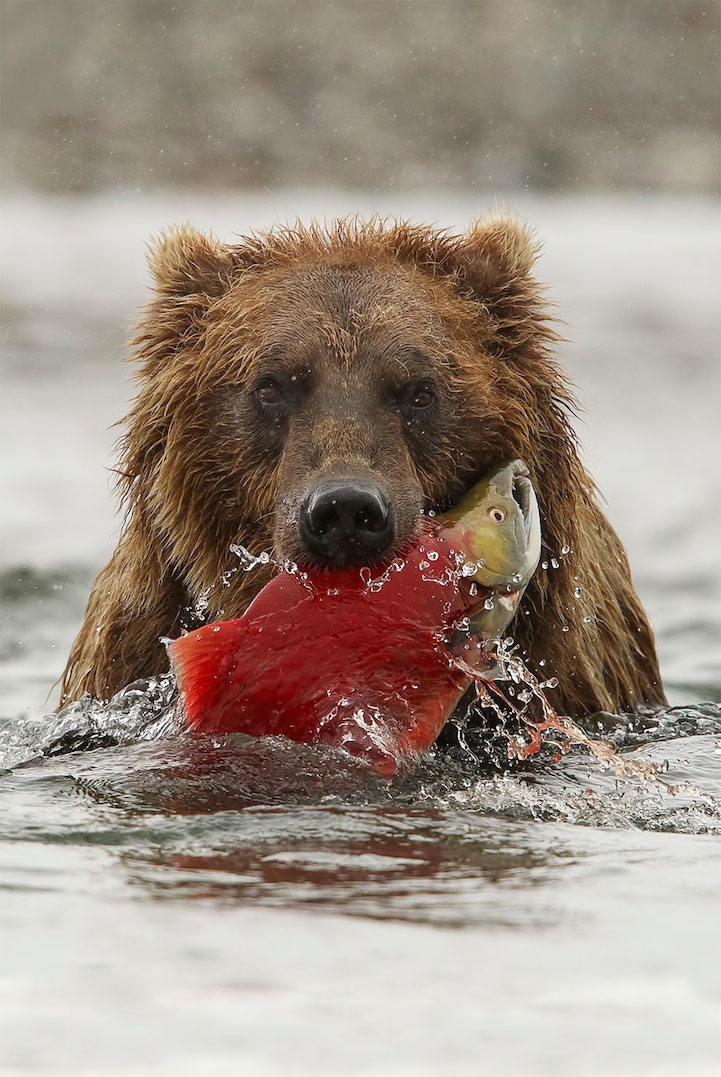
494;460;540;564
512;473;535;543
509;468;542;582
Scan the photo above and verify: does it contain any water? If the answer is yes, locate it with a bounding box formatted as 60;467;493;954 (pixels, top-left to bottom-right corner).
1;190;720;1075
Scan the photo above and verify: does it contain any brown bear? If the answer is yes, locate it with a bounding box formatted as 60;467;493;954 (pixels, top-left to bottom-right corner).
60;214;666;719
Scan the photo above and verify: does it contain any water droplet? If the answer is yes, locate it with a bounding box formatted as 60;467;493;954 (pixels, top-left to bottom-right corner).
194;588;211;617
583;615;592;623
561;625;569;632
561;544;571;556
551;557;560;569
538;659;546;667
484;597;495;610
511;572;523;584
230;543;273;572
541;561;548;570
427;549;439;561
574;586;582;598
461;561;478;577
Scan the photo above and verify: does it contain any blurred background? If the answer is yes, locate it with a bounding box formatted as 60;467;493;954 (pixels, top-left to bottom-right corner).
2;0;718;194
1;0;720;714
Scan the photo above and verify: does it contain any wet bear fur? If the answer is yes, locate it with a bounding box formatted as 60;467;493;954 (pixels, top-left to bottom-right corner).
61;215;666;718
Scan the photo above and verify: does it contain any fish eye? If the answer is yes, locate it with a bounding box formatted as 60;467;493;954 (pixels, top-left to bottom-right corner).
488;506;506;523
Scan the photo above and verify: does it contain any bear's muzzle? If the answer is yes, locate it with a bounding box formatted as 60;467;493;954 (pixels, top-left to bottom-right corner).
298;479;395;566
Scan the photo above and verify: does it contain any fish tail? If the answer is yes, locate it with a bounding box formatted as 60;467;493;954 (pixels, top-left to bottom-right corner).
167;620;245;728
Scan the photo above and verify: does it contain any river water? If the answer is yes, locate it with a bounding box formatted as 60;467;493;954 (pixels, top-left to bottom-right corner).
1;189;720;1075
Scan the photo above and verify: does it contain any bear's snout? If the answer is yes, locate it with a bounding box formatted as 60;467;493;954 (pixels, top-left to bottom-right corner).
298;480;395;567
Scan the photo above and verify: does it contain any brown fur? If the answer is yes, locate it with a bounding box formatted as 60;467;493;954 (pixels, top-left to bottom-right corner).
61;214;666;717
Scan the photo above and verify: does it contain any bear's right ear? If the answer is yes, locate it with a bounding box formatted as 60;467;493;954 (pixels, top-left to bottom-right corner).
132;227;237;373
147;225;235;299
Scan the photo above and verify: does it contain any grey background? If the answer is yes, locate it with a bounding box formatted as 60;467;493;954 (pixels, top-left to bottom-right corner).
2;0;719;194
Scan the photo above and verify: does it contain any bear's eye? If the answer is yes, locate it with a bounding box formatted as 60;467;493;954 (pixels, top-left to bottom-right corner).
254;379;284;407
402;381;436;410
488;506;506;523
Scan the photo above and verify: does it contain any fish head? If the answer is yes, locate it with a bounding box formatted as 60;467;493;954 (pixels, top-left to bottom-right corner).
442;459;541;592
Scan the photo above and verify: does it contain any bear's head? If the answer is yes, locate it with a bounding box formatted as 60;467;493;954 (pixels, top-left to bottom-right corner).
121;216;581;605
62;214;664;716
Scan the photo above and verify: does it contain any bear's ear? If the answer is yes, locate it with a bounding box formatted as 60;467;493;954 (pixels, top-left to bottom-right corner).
132;227;237;373
452;215;540;302
439;215;556;357
147;225;235;299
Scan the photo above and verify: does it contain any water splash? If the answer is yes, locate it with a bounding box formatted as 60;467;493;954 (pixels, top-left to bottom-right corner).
0;674;180;770
359;557;406;594
229;543;272;572
3;535;717;828
279;558;317;594
190;586;212;623
230;542;321;596
449;639;715;799
179;543;278;627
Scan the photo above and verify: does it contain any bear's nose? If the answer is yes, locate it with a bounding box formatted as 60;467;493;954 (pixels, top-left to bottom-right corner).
299;481;395;565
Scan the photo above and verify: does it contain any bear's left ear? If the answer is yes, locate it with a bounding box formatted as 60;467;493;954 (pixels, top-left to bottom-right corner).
147;225;236;299
452;215;540;304
438;215;557;356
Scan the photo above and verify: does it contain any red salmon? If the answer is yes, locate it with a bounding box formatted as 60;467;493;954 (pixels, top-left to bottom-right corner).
169;461;541;775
